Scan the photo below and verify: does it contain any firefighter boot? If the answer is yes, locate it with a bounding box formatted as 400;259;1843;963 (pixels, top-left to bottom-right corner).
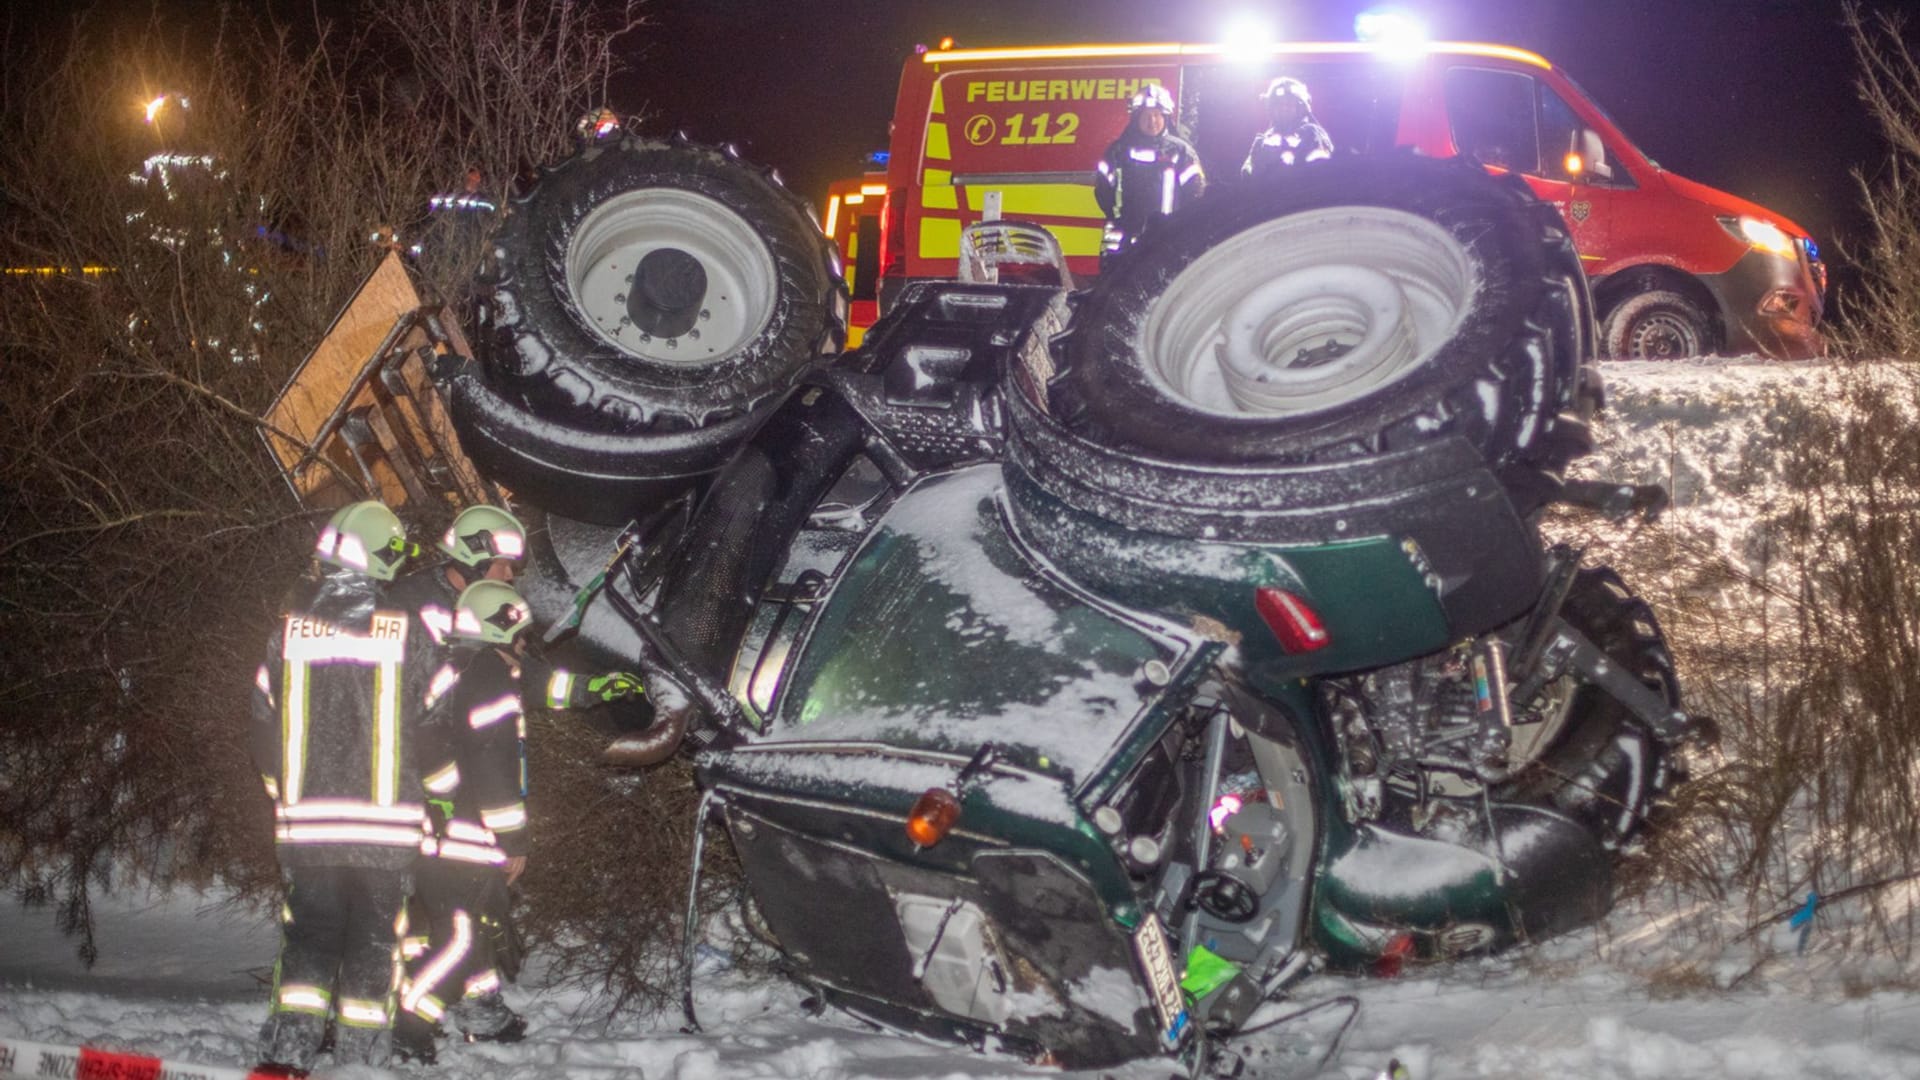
332;1023;393;1068
258;1010;326;1073
450;991;527;1043
392;1010;440;1066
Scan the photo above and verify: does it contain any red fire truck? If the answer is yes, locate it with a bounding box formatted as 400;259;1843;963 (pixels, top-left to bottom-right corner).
835;39;1825;359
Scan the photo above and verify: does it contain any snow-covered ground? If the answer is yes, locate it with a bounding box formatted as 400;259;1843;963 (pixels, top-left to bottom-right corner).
7;358;1920;1080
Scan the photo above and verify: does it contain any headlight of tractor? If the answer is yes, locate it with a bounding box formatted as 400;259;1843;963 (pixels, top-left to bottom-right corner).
1718;215;1797;259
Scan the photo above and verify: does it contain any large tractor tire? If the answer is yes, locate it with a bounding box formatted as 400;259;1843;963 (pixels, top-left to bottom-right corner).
1048;155;1597;495
456;136;846;523
1496;566;1681;849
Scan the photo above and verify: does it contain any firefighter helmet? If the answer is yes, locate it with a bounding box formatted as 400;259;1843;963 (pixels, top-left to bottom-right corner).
452;581;533;645
1261;76;1313;110
439;505;528;569
316;501;411;582
1128;83;1176;116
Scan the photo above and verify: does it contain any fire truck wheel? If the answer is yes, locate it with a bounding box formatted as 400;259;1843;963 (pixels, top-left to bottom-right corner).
1601;290;1712;360
1495;566;1680;850
1048;155;1596;491
464;138;846;518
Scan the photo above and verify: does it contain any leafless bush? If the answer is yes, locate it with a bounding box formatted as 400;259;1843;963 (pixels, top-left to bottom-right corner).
517;716;740;1016
1558;363;1920;977
1837;3;1920;359
0;1;641;965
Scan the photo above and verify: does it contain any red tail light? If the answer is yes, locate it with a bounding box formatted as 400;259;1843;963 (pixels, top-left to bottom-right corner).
1374;932;1416;978
1254;586;1331;654
879;189;905;278
905;787;962;848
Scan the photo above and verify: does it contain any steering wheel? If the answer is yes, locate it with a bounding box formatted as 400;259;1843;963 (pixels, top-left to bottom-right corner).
1190;869;1260;923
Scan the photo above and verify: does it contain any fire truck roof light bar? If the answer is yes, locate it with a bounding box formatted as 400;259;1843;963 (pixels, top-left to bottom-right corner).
922;41;1550;71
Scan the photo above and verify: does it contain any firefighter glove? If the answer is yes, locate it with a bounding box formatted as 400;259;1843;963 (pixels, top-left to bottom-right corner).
584;672;643;704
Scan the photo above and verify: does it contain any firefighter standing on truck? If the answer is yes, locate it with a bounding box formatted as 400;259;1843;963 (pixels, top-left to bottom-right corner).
1093;84;1205;258
251;500;432;1072
1242;76;1333;178
396;581;540;1058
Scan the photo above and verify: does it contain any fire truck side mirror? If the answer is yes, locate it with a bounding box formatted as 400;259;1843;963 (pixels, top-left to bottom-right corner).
1564;129;1613;183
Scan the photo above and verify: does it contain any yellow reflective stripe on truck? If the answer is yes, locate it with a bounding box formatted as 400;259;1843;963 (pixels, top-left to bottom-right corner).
919;217;962;258
1044;224;1107;257
963;183;1102;219
927;122;951;161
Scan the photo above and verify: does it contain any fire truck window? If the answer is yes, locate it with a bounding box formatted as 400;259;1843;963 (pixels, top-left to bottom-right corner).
1538;87;1582;179
1443;68;1540;174
851;215;881;302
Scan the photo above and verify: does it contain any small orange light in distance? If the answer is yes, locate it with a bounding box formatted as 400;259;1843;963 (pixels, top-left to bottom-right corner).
939;36;955;50
1254;586;1331;654
906;787;962;847
1564;152;1584;175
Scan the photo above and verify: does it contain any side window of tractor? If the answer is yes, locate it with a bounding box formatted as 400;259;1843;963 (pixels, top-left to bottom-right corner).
1443;68;1539;174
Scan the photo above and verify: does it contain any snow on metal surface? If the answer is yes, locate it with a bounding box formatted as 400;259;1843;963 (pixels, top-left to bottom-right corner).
762;467;1169;784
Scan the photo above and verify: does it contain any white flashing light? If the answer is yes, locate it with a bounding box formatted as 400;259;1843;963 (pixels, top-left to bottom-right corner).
1218;16;1277;63
1356;9;1429;50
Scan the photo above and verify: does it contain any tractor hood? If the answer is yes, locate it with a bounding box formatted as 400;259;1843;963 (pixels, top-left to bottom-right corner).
749;464;1208;795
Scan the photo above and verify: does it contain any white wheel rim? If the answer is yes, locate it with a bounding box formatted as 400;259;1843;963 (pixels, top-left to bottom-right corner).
566;188;778;365
1136;207;1478;417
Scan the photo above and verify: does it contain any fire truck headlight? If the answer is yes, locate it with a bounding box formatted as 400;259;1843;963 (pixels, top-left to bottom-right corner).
1721;215;1797;259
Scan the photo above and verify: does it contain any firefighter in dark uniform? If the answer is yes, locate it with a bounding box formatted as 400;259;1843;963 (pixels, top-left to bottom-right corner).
388;508;641;1060
1242;76;1334;178
1093;83;1206;260
388;504;643;728
396;581;540;1056
251;500;432;1071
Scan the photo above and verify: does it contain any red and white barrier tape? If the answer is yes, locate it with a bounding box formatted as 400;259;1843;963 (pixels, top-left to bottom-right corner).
0;1037;289;1080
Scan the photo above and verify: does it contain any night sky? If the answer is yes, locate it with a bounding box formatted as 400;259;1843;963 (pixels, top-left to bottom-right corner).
6;0;1898;274
623;0;1890;262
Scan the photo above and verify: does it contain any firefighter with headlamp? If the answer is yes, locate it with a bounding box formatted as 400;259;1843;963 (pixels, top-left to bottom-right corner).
251;500;433;1071
395;580;539;1056
1093;83;1206;261
386;507;642;1060
389;504;644;713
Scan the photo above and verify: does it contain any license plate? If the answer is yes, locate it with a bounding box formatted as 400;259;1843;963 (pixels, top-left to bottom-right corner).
1132;912;1189;1048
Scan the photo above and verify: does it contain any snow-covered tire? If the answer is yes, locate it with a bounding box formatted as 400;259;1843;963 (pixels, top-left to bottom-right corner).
1601;289;1712;359
458;137;846;521
1049;155;1594;484
1497;567;1680;849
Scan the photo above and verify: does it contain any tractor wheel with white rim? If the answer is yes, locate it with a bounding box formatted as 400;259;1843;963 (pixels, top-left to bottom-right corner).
456;136;846;523
1048;155;1597;495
